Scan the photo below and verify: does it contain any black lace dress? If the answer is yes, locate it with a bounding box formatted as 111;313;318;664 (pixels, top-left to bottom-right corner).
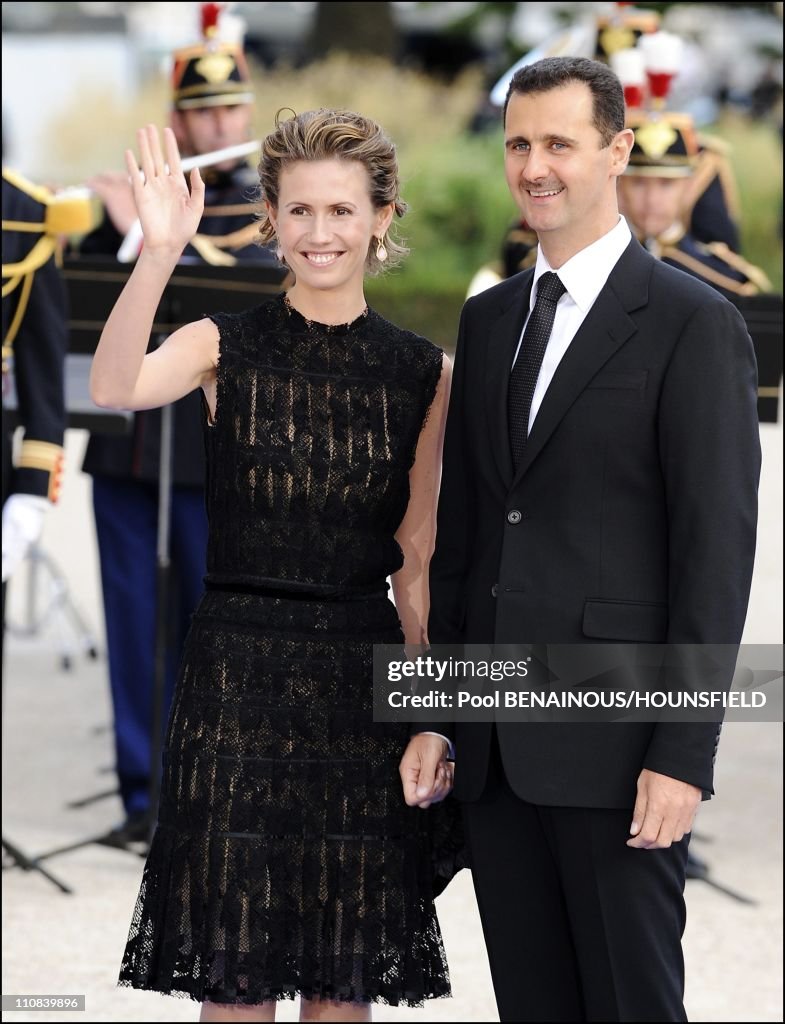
118;293;464;1007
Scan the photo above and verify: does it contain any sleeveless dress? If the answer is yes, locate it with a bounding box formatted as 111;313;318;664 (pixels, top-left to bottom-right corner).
117;293;464;1007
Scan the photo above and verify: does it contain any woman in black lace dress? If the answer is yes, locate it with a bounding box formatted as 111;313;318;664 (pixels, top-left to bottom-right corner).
91;110;462;1021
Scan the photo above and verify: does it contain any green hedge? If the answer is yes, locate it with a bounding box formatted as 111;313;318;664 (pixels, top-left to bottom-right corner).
365;278;465;352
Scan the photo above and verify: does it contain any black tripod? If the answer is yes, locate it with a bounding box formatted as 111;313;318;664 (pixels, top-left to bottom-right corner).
2;581;77;893
2;351;133;892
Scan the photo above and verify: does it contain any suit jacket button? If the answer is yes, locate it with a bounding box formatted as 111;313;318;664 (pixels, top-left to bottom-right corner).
491;583;498;597
507;509;522;524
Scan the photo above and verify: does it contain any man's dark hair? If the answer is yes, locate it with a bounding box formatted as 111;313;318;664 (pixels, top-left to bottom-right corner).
503;57;625;147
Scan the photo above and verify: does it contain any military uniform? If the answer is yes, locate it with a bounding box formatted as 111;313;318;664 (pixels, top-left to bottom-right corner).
2;168;69;508
599;17;741;252
623;105;776;415
688;135;741;253
656;230;771;303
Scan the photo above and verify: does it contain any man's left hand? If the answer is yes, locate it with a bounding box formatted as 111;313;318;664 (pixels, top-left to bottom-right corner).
400;734;453;809
627;768;701;849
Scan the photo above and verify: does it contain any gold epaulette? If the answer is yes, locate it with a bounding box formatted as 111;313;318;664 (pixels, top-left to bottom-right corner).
661;243;761;297
18;440;65;503
189;233;238;266
202;202;265;218
703;241;772;292
195;221;262;252
2;166;51;205
637;223;687;260
2;168;95;236
3;168;95;361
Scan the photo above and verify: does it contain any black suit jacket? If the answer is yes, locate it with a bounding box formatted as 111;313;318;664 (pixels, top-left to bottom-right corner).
427;238;760;809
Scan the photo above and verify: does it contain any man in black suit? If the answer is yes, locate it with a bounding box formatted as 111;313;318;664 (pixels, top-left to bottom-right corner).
401;57;760;1021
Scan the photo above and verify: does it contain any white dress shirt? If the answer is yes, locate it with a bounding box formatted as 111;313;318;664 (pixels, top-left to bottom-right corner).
512;216;632;434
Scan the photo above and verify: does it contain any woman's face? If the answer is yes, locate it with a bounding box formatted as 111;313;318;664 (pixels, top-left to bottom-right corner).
268;158;393;296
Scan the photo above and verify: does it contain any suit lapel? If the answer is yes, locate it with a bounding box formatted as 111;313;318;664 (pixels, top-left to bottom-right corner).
514;238;652;483
484;275;533;488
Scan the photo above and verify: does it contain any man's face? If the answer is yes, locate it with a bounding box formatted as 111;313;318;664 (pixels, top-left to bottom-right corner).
171;103;252;168
504;82;632;254
618;175;689;239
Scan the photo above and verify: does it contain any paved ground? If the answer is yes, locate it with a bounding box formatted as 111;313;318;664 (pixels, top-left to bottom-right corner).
2;421;782;1023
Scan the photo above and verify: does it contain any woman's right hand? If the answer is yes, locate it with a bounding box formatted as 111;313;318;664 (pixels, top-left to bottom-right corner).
125;124;205;257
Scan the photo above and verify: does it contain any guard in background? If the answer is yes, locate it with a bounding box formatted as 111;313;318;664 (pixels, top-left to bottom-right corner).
76;7;278;843
619;106;780;425
619;108;771;301
596;7;741;252
2;169;73;593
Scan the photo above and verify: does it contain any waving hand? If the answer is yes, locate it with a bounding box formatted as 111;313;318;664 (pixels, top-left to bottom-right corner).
124;124;205;256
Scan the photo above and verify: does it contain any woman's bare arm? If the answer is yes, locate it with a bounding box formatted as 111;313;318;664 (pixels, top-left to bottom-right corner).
89;124;218;411
391;354;452;646
394;354;454;809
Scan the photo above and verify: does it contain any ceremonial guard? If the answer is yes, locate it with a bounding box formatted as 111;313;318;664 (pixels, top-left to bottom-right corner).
77;5;277;842
619;101;780;427
620;107;771;301
2;170;88;586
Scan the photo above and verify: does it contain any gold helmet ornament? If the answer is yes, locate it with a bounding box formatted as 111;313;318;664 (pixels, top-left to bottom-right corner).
171;3;254;110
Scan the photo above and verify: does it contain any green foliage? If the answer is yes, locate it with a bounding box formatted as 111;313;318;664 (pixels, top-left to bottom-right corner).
399;129;515;283
249;55;484;155
365;277;467;351
706;113;783;293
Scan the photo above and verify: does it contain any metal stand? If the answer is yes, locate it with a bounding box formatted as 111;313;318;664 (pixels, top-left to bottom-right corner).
5;379;174;872
1;581;74;893
1;836;74;895
686;833;756;904
147;394;173;845
4;543;99;670
1;375;138;888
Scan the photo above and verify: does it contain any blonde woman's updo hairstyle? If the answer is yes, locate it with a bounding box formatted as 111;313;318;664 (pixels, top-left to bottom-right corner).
257;108;408;274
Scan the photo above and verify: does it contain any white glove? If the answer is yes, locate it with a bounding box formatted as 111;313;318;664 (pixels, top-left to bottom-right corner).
2;494;50;582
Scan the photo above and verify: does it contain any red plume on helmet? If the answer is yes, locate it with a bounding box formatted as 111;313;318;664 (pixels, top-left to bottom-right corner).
616;32;698;178
201;3;223;40
171;3;253;111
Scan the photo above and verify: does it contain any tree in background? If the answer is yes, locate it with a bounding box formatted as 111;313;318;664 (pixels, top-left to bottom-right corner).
307;2;397;61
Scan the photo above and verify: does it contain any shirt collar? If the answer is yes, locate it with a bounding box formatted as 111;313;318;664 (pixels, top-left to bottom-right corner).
531;216;632;314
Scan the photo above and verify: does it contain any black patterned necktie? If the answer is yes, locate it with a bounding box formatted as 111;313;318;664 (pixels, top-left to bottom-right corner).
508;271;566;468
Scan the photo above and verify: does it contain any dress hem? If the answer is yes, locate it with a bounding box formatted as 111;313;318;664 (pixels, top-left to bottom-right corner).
117;976;452;1008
